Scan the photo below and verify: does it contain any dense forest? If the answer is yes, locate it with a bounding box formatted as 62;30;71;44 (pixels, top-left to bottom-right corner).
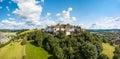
14;28;120;59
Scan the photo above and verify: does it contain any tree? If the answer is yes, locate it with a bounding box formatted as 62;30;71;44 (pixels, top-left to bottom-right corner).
21;36;27;45
56;30;66;39
67;47;74;59
53;46;64;59
97;54;109;59
34;30;44;47
113;45;120;59
80;42;98;59
94;42;103;55
43;34;57;52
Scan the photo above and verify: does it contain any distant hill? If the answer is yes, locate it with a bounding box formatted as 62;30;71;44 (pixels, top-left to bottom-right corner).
0;29;29;32
87;29;120;32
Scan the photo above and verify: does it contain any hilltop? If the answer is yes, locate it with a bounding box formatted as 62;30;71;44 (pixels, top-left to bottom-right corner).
14;24;109;59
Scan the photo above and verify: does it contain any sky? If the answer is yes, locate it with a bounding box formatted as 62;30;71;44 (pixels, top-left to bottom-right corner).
0;0;120;29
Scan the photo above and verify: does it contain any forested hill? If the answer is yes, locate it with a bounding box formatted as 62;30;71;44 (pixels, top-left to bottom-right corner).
15;28;110;59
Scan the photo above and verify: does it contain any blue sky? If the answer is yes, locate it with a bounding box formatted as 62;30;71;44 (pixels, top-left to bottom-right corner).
0;0;120;29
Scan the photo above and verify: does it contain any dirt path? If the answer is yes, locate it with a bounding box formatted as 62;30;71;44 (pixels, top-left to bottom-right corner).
23;45;26;56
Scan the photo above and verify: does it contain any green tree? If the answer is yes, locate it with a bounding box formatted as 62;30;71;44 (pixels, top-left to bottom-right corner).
113;45;120;59
80;42;98;59
21;36;27;45
34;30;43;47
43;34;57;52
68;47;74;59
53;46;64;59
94;42;103;55
56;30;66;39
98;54;109;59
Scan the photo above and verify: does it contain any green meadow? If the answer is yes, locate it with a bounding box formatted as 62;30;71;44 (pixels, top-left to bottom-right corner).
0;42;24;59
26;41;51;59
0;41;116;59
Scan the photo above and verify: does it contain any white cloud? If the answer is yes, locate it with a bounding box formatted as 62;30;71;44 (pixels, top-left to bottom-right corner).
68;7;72;11
9;1;12;4
43;12;51;19
1;0;77;29
40;20;56;28
38;13;56;28
9;18;15;20
1;20;24;27
0;18;25;29
12;0;42;25
26;12;56;28
78;23;86;28
0;6;2;9
0;0;3;2
90;17;120;29
23;13;56;29
72;17;76;21
6;6;10;11
56;7;76;24
41;0;44;2
8;0;56;29
7;14;10;16
47;12;51;16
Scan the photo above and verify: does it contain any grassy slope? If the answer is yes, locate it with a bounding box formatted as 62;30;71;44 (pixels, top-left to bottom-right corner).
26;41;51;59
19;30;35;36
102;43;115;59
0;42;24;59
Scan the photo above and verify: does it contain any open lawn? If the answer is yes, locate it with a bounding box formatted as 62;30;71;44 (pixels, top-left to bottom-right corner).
0;42;24;59
102;43;115;59
26;41;52;59
0;40;52;59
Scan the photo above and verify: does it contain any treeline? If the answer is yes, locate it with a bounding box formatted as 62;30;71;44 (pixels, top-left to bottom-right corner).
16;29;109;59
0;29;29;32
113;45;120;59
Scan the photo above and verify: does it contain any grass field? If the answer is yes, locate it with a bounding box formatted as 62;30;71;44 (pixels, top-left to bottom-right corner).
0;42;24;59
26;41;52;59
0;40;52;59
102;43;115;59
1;40;115;59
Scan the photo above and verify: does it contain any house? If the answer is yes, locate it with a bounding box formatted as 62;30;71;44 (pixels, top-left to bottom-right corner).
45;24;74;35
